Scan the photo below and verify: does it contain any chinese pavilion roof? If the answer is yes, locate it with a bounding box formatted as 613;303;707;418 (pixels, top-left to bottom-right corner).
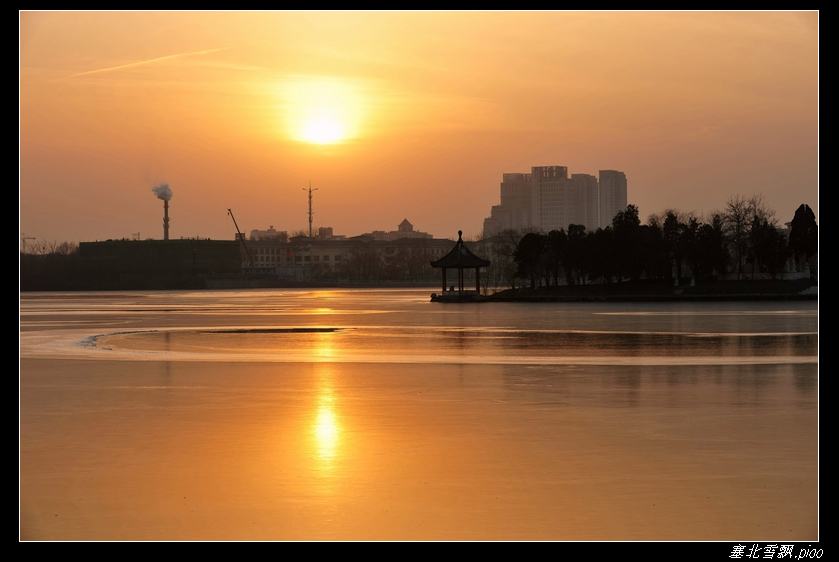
430;230;491;269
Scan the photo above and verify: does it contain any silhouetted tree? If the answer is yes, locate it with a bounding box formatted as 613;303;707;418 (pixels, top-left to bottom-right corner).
20;241;82;290
495;229;525;289
586;227;615;284
788;204;817;273
662;211;681;279
685;216;722;280
751;220;789;279
545;229;567;287
644;217;670;281
514;232;546;289
563;225;587;285
724;193;777;279
612;204;642;281
724;195;750;279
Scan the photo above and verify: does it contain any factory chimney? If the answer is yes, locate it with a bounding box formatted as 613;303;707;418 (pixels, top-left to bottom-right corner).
163;199;170;240
151;183;173;240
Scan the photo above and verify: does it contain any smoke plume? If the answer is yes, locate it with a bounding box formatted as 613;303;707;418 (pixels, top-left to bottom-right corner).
152;183;173;201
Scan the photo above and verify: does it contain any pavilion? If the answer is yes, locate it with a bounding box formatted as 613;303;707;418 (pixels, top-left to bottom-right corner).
430;230;490;299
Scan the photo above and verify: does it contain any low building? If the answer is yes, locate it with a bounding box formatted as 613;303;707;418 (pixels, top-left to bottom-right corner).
78;238;241;289
241;233;455;282
361;219;433;241
249;226;288;242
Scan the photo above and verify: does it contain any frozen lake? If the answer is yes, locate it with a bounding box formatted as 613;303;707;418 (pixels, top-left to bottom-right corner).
20;289;818;540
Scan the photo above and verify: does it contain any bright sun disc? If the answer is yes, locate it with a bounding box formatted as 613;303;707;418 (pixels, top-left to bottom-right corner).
281;77;365;145
303;116;344;144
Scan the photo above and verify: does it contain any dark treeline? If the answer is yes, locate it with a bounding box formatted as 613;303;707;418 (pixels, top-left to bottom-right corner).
509;196;817;290
19;241;86;291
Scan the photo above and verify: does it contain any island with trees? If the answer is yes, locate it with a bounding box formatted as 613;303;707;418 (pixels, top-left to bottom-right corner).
478;195;817;302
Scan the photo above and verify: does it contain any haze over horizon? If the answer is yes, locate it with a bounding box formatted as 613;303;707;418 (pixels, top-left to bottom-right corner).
20;12;818;244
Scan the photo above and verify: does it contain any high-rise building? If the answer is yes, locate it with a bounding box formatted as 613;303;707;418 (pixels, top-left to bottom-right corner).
483;173;531;236
599;170;628;229
482;165;626;236
531;166;576;233
499;173;532;231
572;173;599;232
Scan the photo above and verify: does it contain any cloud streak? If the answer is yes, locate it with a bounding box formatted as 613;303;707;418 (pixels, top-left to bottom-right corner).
67;47;228;79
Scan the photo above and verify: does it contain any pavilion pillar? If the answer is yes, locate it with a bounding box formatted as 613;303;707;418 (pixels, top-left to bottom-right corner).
475;268;480;292
442;268;447;292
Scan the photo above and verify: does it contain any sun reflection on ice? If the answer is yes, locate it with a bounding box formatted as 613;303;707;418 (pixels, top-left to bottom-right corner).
314;402;339;461
311;337;341;474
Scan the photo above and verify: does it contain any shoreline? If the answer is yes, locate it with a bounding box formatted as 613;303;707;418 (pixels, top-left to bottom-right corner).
473;278;818;303
484;293;817;303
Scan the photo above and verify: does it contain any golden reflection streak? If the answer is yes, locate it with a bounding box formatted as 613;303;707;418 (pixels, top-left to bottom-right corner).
311;334;341;477
315;403;338;462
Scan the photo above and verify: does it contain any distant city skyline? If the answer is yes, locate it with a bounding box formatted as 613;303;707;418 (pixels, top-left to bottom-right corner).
483;166;627;236
20;12;818;243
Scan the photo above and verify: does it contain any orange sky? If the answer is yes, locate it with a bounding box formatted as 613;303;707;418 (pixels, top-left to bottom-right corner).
20;12;818;243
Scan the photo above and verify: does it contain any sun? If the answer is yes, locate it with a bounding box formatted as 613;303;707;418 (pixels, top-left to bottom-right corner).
280;77;365;145
302;116;344;145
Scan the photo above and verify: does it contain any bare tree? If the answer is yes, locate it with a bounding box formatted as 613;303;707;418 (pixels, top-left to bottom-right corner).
748;192;777;226
31;239;56;255
496;229;527;289
724;193;778;279
724;195;751;279
463;230;484;243
55;241;78;255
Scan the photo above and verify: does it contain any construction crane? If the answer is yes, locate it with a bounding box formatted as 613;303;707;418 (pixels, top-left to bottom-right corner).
227;209;255;272
20;234;35;254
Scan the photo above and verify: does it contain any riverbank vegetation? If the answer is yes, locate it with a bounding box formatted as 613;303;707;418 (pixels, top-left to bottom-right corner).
492;197;816;293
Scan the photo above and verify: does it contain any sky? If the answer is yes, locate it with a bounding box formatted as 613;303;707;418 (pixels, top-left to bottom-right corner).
20;11;818;244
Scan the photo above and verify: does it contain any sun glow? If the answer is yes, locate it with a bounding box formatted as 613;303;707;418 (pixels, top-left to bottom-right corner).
281;76;366;145
315;406;338;459
303;117;344;144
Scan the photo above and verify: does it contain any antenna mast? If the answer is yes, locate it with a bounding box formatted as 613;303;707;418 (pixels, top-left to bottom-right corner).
304;182;318;237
